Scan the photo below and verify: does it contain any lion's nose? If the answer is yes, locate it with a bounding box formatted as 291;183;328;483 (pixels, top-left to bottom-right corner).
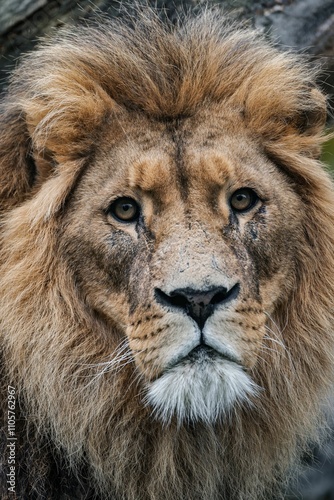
155;284;240;329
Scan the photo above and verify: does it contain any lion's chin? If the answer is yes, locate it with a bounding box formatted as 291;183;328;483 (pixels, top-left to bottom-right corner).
144;346;258;425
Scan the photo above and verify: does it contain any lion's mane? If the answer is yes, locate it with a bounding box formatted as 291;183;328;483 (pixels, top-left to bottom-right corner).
0;6;334;500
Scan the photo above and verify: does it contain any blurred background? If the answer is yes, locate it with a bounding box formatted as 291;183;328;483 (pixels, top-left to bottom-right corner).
0;1;333;498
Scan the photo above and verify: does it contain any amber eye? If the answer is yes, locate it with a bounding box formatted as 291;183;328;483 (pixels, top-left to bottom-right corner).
230;188;258;213
108;197;140;223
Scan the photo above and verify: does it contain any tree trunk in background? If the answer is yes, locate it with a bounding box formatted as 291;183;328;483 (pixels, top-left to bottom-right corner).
1;1;334;499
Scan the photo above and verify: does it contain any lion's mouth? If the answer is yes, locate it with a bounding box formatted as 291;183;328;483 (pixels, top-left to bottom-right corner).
173;343;241;368
187;344;219;361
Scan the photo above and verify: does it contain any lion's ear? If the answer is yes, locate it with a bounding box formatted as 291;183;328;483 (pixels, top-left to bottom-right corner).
260;86;328;160
0;106;70;214
0;79;116;213
30;149;56;184
293;87;327;136
0;108;36;212
22;74;117;168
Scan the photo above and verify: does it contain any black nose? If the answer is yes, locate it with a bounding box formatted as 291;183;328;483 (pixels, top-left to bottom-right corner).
155;284;240;329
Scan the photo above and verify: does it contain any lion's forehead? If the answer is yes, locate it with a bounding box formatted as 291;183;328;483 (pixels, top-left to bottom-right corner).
96;110;277;209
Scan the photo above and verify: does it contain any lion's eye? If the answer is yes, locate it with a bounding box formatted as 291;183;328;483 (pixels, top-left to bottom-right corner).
230;188;258;213
108;197;140;223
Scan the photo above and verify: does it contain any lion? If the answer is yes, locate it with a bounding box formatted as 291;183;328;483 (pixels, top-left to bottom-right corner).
0;5;334;500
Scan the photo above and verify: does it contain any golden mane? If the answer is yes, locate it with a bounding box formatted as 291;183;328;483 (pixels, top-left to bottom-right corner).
0;6;334;500
0;7;328;206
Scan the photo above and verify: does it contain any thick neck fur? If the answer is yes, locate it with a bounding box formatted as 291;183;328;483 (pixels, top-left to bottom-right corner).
0;206;332;499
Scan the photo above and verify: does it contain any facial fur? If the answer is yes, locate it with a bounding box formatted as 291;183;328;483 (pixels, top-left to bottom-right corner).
0;6;334;500
64;109;302;425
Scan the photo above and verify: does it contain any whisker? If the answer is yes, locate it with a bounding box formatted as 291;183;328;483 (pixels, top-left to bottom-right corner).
259;344;280;355
264;311;284;337
79;338;130;368
262;312;296;369
263;329;287;351
77;338;135;388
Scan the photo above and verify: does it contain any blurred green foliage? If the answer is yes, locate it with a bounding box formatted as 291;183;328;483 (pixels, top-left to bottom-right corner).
322;133;334;172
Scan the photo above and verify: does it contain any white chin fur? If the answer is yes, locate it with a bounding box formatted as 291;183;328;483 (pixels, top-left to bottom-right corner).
145;354;258;425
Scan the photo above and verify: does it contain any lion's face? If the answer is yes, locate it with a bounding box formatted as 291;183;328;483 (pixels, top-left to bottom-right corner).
61;104;302;423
